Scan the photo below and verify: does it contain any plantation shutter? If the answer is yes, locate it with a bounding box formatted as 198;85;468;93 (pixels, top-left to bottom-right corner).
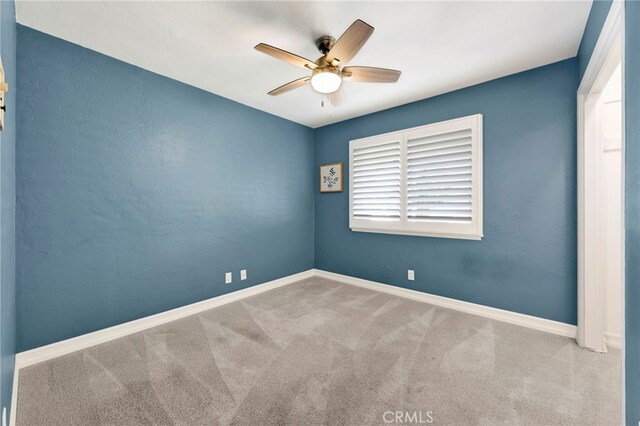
351;138;402;225
406;128;473;223
350;114;482;239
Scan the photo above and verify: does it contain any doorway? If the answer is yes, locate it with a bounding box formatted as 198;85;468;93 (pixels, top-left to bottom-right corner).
577;2;624;355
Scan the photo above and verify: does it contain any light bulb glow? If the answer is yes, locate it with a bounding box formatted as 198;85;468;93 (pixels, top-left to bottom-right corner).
310;69;342;94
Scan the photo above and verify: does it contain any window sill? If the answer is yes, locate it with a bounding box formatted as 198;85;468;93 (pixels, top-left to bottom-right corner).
350;227;483;241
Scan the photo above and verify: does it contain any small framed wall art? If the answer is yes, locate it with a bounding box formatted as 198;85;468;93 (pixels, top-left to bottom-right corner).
320;162;343;193
0;57;7;131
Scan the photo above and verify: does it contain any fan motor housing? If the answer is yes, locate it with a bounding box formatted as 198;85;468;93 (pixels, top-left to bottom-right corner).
315;36;335;54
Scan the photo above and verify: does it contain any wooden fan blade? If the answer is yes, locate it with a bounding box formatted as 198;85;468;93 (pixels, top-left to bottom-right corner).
328;86;344;106
268;76;311;96
326;19;374;65
255;43;317;70
342;66;401;83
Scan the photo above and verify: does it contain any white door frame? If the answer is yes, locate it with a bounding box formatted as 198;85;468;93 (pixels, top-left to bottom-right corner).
577;0;624;353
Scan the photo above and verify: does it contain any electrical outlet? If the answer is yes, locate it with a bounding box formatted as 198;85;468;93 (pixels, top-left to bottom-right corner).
225;272;232;284
240;269;247;280
407;269;415;281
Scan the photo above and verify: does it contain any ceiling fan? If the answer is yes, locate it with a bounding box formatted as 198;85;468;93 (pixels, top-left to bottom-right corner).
255;19;401;104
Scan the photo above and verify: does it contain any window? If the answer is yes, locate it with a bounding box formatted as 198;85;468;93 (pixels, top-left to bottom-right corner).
349;114;483;240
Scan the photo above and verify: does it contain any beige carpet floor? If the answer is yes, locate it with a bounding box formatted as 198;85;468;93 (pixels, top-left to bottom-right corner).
16;277;621;425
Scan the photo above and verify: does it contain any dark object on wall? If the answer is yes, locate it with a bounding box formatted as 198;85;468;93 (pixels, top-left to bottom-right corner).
0;57;8;130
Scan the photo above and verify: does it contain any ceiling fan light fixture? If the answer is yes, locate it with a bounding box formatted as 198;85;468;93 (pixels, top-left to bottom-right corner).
310;68;342;94
256;19;401;101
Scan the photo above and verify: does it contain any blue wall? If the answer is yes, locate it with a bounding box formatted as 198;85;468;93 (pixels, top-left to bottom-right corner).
577;0;613;82
16;26;315;351
315;59;578;325
624;1;640;422
0;0;17;420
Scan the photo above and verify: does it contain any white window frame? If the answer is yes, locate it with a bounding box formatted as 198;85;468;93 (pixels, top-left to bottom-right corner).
349;114;483;240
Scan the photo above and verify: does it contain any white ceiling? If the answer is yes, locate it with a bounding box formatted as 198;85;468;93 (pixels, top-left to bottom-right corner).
16;1;592;128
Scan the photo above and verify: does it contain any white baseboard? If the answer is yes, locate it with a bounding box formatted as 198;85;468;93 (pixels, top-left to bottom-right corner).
15;269;314;371
15;267;578;371
604;331;622;349
312;269;577;339
9;365;18;426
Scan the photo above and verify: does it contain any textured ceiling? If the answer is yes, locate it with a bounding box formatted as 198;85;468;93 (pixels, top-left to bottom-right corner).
16;1;592;128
